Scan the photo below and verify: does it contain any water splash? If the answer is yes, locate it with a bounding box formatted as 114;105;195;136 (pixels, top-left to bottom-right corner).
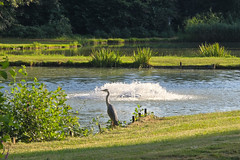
94;82;194;101
67;82;194;101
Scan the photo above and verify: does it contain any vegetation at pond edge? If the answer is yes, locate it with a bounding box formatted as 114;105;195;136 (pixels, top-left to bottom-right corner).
90;48;122;67
0;65;83;143
0;41;80;50
0;58;10;159
199;43;231;57
133;48;153;68
1;44;240;69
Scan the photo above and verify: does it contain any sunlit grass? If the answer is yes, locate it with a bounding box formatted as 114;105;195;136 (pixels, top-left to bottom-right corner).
1;55;240;68
8;111;240;159
2;55;90;63
150;56;240;67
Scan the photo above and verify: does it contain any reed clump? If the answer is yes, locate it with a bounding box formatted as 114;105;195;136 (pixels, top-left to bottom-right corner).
133;48;153;68
199;42;231;57
90;48;122;67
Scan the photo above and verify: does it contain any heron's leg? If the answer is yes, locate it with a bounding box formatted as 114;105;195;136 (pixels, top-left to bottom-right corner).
111;121;114;129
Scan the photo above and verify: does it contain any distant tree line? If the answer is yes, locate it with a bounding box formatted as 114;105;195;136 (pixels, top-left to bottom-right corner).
1;0;240;39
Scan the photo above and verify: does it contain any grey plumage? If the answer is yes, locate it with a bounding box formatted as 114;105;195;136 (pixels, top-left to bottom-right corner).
101;89;119;126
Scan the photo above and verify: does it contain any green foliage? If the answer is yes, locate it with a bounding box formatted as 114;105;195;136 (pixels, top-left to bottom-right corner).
132;105;144;122
130;27;151;38
107;39;125;45
185;10;222;28
90;114;105;134
0;57;11;159
93;30;108;39
199;43;231;57
183;22;240;42
90;48;122;67
1;25;45;38
47;15;72;37
32;42;42;48
133;48;153;68
2;20;72;38
1;66;80;142
182;10;240;42
3;0;240;39
69;41;79;47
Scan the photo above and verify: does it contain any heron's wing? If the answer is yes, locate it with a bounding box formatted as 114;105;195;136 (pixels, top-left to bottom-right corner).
107;104;118;122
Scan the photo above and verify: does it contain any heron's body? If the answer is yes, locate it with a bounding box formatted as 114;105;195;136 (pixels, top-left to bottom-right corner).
102;89;119;126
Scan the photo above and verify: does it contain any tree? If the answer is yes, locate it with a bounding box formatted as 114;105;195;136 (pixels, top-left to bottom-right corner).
0;0;38;31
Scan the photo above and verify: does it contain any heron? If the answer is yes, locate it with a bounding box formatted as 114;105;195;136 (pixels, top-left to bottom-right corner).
101;89;119;126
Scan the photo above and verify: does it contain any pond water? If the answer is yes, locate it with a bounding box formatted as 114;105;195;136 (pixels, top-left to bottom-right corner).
2;42;240;57
15;67;240;126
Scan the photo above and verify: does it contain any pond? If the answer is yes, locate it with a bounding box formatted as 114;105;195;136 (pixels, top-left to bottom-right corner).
16;67;240;126
2;42;240;57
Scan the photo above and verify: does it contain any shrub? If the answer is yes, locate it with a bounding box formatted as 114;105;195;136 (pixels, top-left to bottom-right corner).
199;43;231;57
32;42;42;49
1;25;46;38
185;10;222;27
110;27;121;38
182;11;240;42
132;105;144;122
2;66;80;142
0;58;11;159
47;15;72;37
90;48;122;67
133;48;153;68
93;30;109;38
130;26;150;38
120;28;131;38
69;41;79;48
1;15;72;38
107;38;125;45
183;23;240;42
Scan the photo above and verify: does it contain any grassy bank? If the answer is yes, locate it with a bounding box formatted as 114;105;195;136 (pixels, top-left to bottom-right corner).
0;37;176;49
0;42;80;50
8;110;240;159
2;55;240;69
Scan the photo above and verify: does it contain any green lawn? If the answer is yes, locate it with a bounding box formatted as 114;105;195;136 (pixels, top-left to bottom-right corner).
0;38;80;50
150;56;240;67
8;111;240;160
2;55;240;68
1;37;240;68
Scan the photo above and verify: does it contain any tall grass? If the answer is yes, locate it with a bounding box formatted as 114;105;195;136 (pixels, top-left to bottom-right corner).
90;48;122;67
199;43;231;57
182;11;240;42
133;48;153;67
183;23;240;42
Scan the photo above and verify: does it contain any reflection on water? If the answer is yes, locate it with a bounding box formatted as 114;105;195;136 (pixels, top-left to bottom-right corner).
14;67;240;126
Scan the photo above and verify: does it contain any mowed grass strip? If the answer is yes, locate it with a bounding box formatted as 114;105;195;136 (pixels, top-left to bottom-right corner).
9;111;240;160
1;55;91;63
150;56;240;67
2;55;240;67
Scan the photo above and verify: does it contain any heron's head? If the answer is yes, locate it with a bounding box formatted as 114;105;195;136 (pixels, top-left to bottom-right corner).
101;89;109;92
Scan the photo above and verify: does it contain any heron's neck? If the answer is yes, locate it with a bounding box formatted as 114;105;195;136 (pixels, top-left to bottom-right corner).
106;91;110;106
